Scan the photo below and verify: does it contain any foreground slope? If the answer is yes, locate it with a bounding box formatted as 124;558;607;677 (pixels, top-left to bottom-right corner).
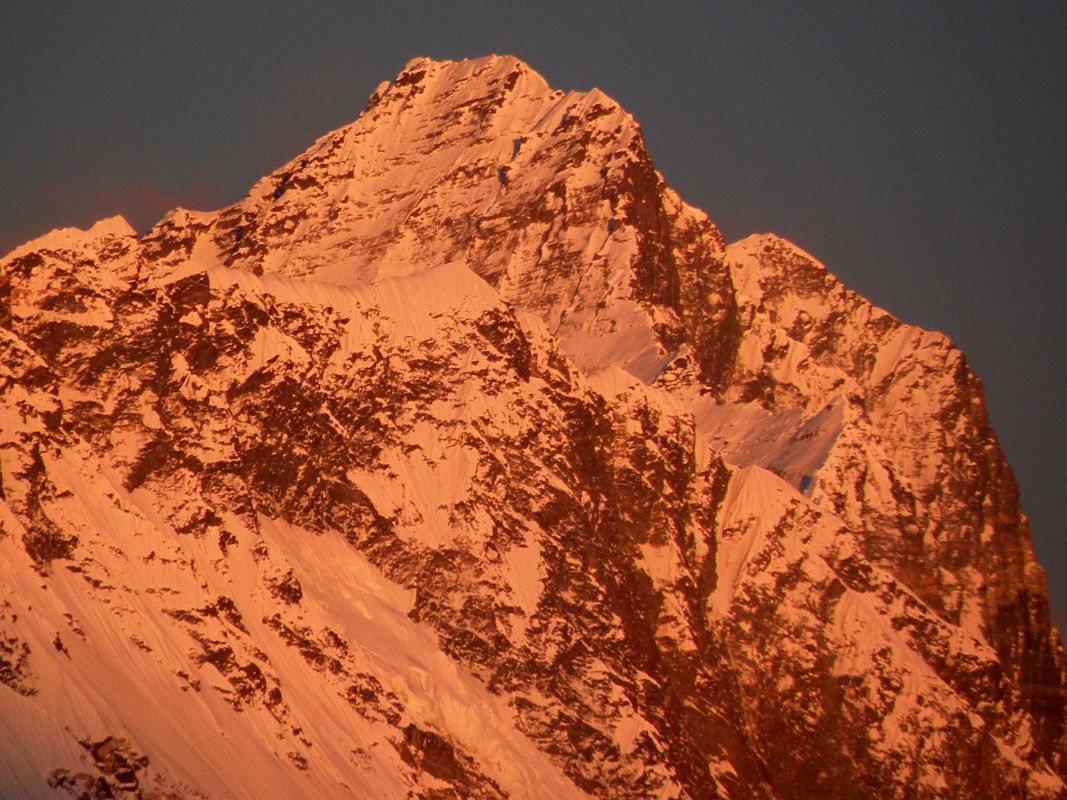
1;55;1064;798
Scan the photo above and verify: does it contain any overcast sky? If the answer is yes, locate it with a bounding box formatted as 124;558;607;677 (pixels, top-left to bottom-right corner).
3;1;1064;627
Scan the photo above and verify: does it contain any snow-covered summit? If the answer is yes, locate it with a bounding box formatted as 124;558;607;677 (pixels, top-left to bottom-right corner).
2;56;1065;799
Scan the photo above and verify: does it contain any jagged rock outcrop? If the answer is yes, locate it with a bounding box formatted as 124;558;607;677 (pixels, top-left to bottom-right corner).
1;55;1064;799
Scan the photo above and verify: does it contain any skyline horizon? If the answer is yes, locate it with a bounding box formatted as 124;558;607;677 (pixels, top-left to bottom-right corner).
3;5;1063;632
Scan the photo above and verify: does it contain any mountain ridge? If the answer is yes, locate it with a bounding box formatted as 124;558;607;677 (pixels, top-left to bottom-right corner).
1;54;1064;799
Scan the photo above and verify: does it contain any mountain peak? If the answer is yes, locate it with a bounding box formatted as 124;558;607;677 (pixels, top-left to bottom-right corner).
366;53;554;116
2;214;135;262
398;52;526;76
137;54;659;372
4;58;1063;797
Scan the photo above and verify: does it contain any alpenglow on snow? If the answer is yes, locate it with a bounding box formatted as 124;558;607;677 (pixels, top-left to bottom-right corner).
1;55;1064;799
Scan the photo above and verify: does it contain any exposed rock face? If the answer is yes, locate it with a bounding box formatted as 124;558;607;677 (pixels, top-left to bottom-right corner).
1;55;1064;799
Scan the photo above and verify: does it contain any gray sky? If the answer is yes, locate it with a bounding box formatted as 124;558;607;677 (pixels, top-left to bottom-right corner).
3;2;1064;628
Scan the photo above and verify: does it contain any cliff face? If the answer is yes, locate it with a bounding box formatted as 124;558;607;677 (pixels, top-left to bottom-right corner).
1;55;1064;799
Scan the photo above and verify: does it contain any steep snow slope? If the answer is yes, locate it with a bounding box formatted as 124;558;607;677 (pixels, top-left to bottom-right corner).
2;55;1065;799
